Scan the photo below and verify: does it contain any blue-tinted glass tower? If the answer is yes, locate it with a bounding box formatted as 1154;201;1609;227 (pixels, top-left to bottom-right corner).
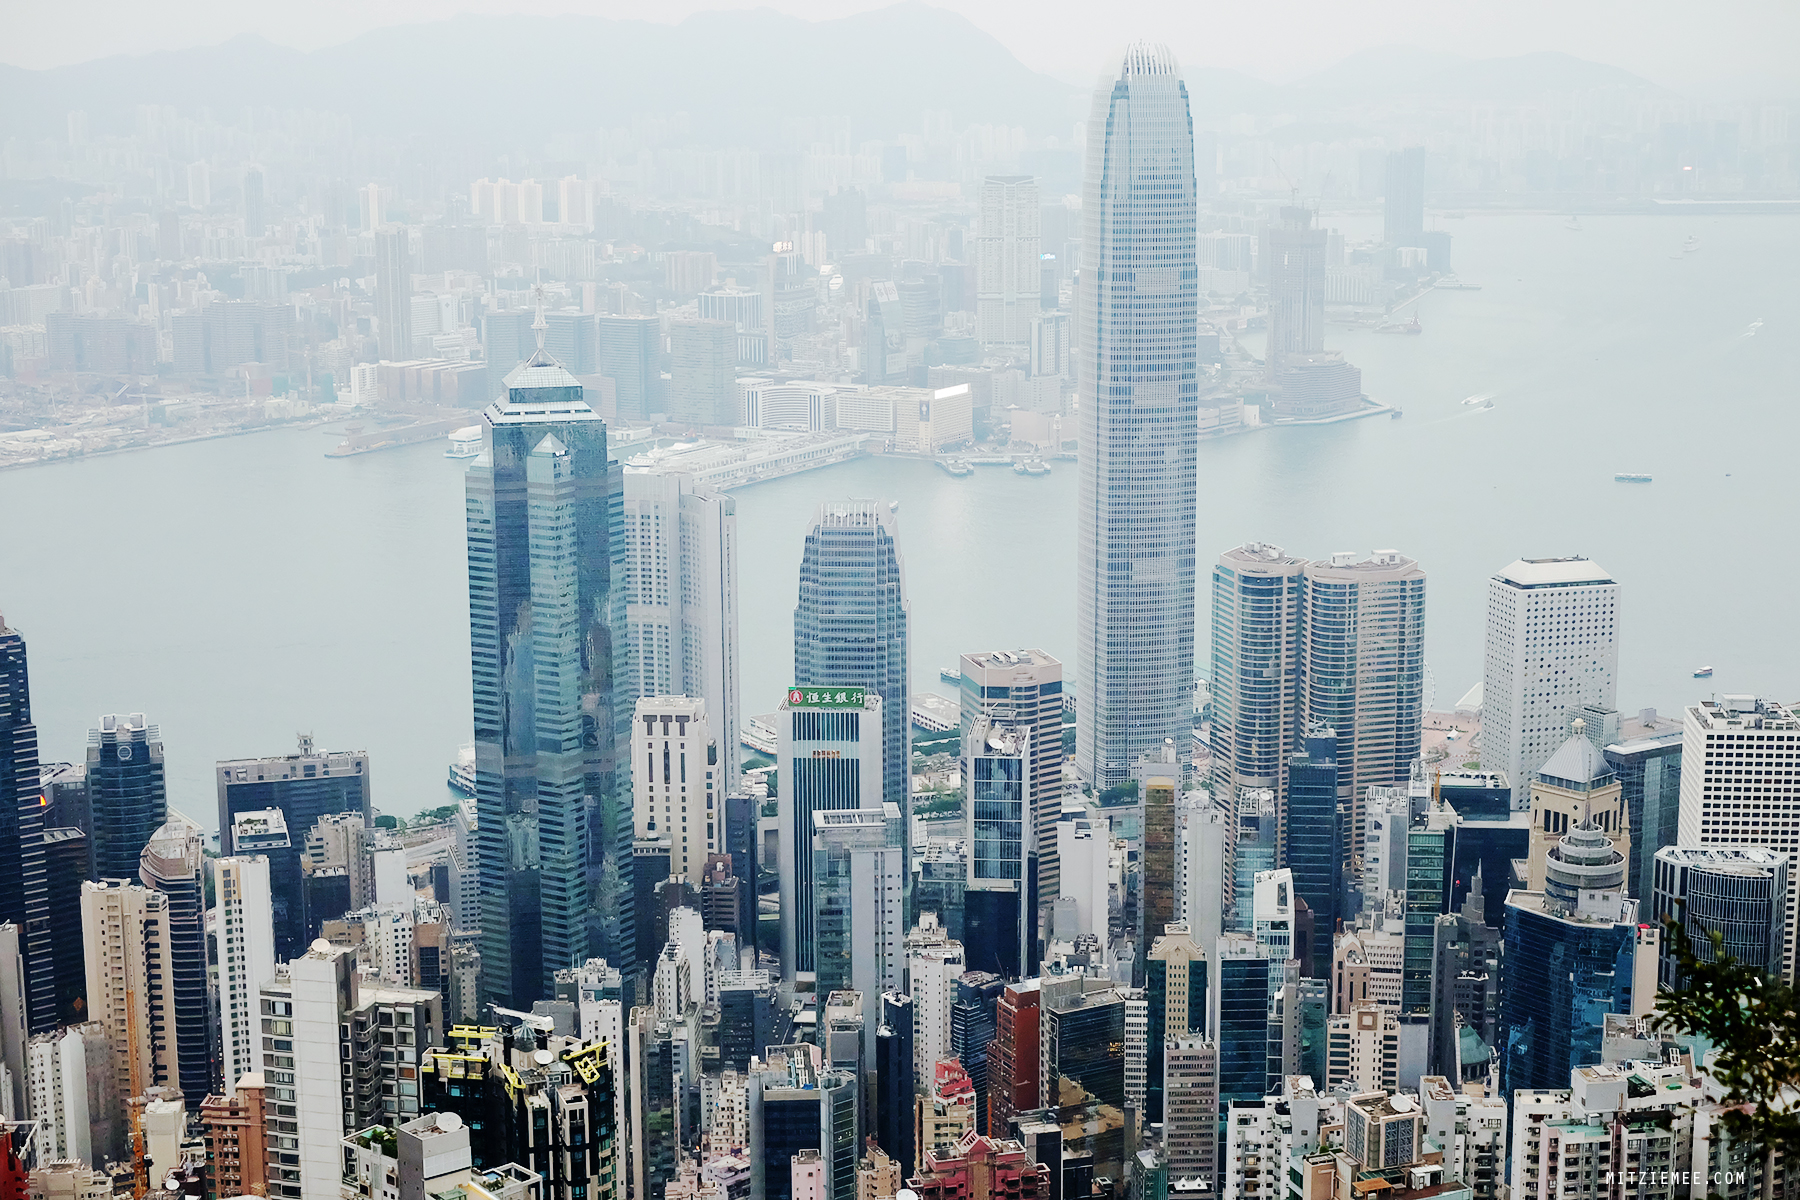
0;618;51;1033
467;332;629;1006
1604;729;1683;905
86;712;167;882
1284;725;1339;972
1075;43;1199;790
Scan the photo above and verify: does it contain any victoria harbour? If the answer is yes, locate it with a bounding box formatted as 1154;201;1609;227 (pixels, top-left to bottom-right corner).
3;212;1795;830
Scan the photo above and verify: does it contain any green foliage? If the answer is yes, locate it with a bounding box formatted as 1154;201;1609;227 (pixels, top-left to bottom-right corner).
410;804;460;826
373;814;399;830
914;794;960;816
1097;779;1139;806
761;800;778;818
1654;914;1800;1158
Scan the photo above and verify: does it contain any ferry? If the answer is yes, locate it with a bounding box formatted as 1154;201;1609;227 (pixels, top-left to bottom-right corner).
939;666;961;683
1389;407;1404;419
1693;666;1714;678
741;716;778;756
1434;276;1482;290
445;426;483;459
936;457;974;477
1614;472;1653;483
1375;316;1422;335
447;745;476;796
1013;457;1051;476
1683;235;1701;253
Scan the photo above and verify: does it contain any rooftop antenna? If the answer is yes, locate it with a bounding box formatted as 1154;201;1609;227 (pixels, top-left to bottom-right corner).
531;277;547;354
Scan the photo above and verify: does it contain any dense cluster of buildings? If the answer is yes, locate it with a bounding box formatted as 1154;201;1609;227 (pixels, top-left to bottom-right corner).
0;37;1790;1200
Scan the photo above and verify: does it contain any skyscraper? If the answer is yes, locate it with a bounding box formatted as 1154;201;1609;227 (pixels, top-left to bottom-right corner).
467;331;628;1006
1263;208;1326;378
1284;726;1340;974
0;618;50;1034
620;470;740;778
959;650;1064;925
1382;148;1427;248
1651;846;1787;985
213;855;275;1095
1144;923;1206;1124
1209;543;1306;812
974;176;1041;352
1300;551;1426;864
81;880;177;1104
1676;694;1800;980
962;719;1032;980
863;282;906;386
1604;726;1683;905
777;689;885;979
374;227;412;361
793;501;910;811
1076;43;1199;791
243;166;265;237
811;806;906;1056
667;319;738;427
139;816;210;1107
1483;557;1620;808
87;713;167;882
632;697;722;889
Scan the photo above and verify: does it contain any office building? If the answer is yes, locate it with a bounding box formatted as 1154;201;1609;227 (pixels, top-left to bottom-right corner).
1209;543;1306;817
1141;761;1180;969
375;226;413;360
1163;1035;1217;1186
1483;557;1620;808
1210;934;1282;1113
1604;725;1683;905
985;980;1040;1140
621;471;741;780
958;650;1064;915
214;855;276;1097
1500;822;1644;1097
467;335;629;1006
1075;43;1199;791
876;992;915;1170
777;689;885;978
1676;694;1800;980
40;828;87;1027
598;315;662;422
1264;207;1327;380
1300;551;1426;863
87;713;167;882
0;619;50;1035
863;282;907;386
1285;728;1340;972
633;697;723;888
962;719;1032;979
1428;903;1500;1083
669;320;739;427
950;972;1005;1132
1401;805;1457;1018
1382;148;1426;248
794;502;910;812
81;880;177;1105
974;176;1041;351
1052;812;1108;959
1231;791;1279;935
765;245;813;362
1525;725;1629;892
1145;923;1206;1123
747;1048;859;1200
138;816;210;1107
908;915;966;1085
811;805;906;1058
1174;793;1228;958
1651;846;1787;985
1040;978;1128;1184
1324;1002;1400;1093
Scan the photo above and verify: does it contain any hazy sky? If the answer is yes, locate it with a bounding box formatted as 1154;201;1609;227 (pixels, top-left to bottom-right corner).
6;0;1797;95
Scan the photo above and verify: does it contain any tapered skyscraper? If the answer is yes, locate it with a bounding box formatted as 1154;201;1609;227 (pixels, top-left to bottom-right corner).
793;501;910;810
1076;44;1199;789
467;322;629;1006
0;617;50;1033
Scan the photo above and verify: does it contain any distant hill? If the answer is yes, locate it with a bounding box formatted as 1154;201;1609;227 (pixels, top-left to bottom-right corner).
0;3;1083;146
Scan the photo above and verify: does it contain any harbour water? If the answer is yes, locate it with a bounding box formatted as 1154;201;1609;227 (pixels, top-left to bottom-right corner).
2;213;1795;830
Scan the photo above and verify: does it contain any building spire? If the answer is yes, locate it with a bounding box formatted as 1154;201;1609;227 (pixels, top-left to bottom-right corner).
532;281;547;353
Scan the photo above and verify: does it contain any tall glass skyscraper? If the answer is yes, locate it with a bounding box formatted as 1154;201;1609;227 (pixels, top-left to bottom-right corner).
793;501;910;809
1076;43;1199;791
87;713;168;882
466;334;629;1006
139;815;210;1107
0;617;50;1033
1210;543;1306;811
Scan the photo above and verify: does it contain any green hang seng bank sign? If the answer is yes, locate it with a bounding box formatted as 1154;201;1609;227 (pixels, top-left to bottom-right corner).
787;686;867;709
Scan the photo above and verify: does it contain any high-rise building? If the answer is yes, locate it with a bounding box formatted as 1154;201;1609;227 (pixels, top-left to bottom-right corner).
467;338;628;1006
1401;805;1457;1018
778;687;886;980
1162;1034;1217;1187
1676;694;1800;981
1324;1002;1400;1093
958;650;1064;922
1075;44;1199;791
950;971;1005;1131
1144;923;1206;1124
1483;557;1620;809
1039;978;1128;1181
242;167;265;237
598;315;662;421
1209;544;1306;814
793;502;910;811
1284;727;1340;973
138;816;210;1107
375;226;413;360
80;880;177;1104
1427;903;1500;1084
1210;934;1281;1112
0;619;50;1034
668;320;738;427
1263;208;1327;379
1651;846;1786;986
1174;793;1228;958
86;713;167;882
1500;823;1645;1097
27;1023;116;1166
1604;725;1683;905
747;1048;859;1200
632;697;722;888
907;915;965;1085
1300;551;1426;864
984;980;1039;1140
1382;148;1426;248
1525;726;1629;893
200;1086;269;1200
621;471;740;779
811;805;906;1059
359;183;384;232
1141;766;1179;973
863;282;906;386
213;855;275;1096
876;992;915;1170
974;176;1041;351
40;828;86;1027
962;719;1032;979
764;245;813;363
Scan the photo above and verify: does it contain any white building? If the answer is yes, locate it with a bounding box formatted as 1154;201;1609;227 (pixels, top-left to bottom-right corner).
1221;1076;1327;1200
213;855;276;1095
1174;792;1228;959
80;881;176;1105
1054;811;1110;960
1483;557;1620;807
736;378;836;430
905;914;965;1082
1676;694;1800;980
27;1024;112;1166
1123;990;1148;1111
1252;869;1295;960
633;697;724;887
1326;1002;1400;1093
975;175;1041;351
621;472;740;780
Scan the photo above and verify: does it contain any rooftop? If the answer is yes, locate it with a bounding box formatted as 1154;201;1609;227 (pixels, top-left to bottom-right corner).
1493;556;1614;588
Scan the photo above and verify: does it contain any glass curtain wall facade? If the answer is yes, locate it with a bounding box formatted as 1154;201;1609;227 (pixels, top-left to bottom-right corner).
87;713;167;882
965;719;1030;979
1606;731;1683;904
1075;43;1199;790
467;345;628;1007
0;619;51;1033
1209;545;1306;834
1284;726;1339;973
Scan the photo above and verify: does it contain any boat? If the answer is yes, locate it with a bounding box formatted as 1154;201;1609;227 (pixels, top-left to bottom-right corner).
935;457;973;477
1461;394;1491;407
1389;407;1404;419
1434;276;1482;290
1694;666;1714;678
939;666;961;683
1747;319;1764;336
1566;216;1583;231
1614;472;1653;483
1375;316;1422;335
445;426;483;459
1025;458;1050;476
447;745;476;796
1683;235;1701;253
741;715;778;756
